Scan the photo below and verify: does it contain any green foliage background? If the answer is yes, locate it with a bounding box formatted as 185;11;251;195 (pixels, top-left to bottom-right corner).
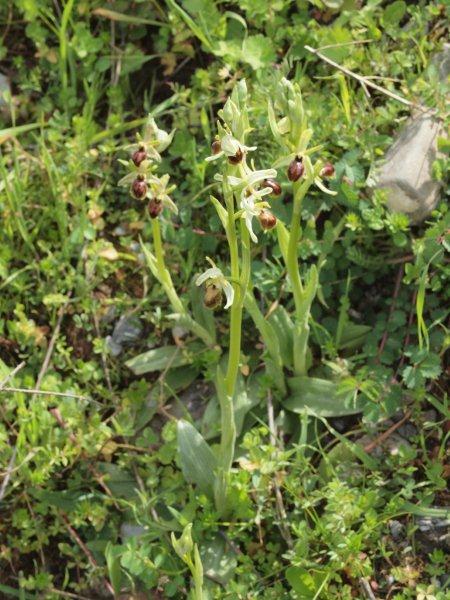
0;0;448;598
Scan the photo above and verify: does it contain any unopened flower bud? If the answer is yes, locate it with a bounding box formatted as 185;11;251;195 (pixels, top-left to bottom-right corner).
287;157;304;182
320;162;335;178
259;210;277;230
132;175;148;199
132;146;147;167
148;198;163;219
264;178;282;196
228;148;243;165
203;285;222;309
211;139;222;155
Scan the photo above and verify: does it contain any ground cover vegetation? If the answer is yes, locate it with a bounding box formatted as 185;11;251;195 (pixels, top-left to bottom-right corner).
0;0;449;598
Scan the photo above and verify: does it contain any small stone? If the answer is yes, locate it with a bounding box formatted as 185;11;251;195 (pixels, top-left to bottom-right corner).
0;72;11;111
106;315;142;356
372;44;449;223
120;523;146;541
374;114;444;223
389;519;404;540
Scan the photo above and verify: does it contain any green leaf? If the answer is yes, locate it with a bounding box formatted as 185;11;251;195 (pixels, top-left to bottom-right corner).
201;534;237;585
286;566;328;597
92;7;167;27
241;35;276;69
267;305;294;368
105;543;123;596
166;0;213;51
177;420;217;495
276;220;289;263
210;195;229;233
284;376;362;417
383;1;407;26
338;323;372;350
96;463;138;499
125;345;193;375
0;584;35;600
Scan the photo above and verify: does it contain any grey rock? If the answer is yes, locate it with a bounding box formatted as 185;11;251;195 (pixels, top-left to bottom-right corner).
0;72;10;109
389;519;404;540
372;44;449;223
106;314;142;356
397;421;417;440
375;114;443;223
416;516;450;552
120;522;146;541
431;43;450;82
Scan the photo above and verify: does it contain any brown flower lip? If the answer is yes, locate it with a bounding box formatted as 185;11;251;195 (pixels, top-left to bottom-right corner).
132;147;147;167
259;210;277;230
228;148;243;165
132;176;148;199
264;178;282;196
203;285;222;309
320;162;335;178
287;157;304;182
148;198;163;219
211;140;222;155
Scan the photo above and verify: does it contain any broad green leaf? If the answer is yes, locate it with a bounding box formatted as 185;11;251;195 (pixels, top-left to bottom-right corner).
177;420;217;495
201;534;237;585
284;376;362;417
96;463;138;499
125;345;192;375
32;489;87;510
268;305;294;368
338;323;372;350
286;566;328;597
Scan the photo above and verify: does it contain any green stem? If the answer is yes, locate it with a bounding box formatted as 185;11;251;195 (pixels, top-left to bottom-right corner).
285;178;314;376
152;218;185;314
214;188;252;515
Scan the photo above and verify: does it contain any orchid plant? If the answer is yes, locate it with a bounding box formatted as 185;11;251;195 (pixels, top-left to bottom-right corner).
120;77;340;516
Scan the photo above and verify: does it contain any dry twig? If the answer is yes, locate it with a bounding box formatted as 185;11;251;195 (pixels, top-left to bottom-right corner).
304;45;431;114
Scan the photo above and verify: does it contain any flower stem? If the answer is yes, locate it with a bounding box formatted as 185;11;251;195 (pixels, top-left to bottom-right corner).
214;189;251;515
152;218;185;314
286;178;314;376
151;219;215;346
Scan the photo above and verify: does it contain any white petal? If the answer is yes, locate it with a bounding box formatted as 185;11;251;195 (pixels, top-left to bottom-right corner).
221;134;240;156
222;280;235;309
247;169;276;186
195;267;222;286
226;176;243;187
245;213;258;243
163;196;178;214
314;178;337;196
118;173;136;186
205;152;224;162
157;128;176;152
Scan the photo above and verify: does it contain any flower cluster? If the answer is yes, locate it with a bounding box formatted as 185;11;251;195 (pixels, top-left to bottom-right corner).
118;117;177;218
207;81;282;243
195;81;283;309
268;77;336;195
